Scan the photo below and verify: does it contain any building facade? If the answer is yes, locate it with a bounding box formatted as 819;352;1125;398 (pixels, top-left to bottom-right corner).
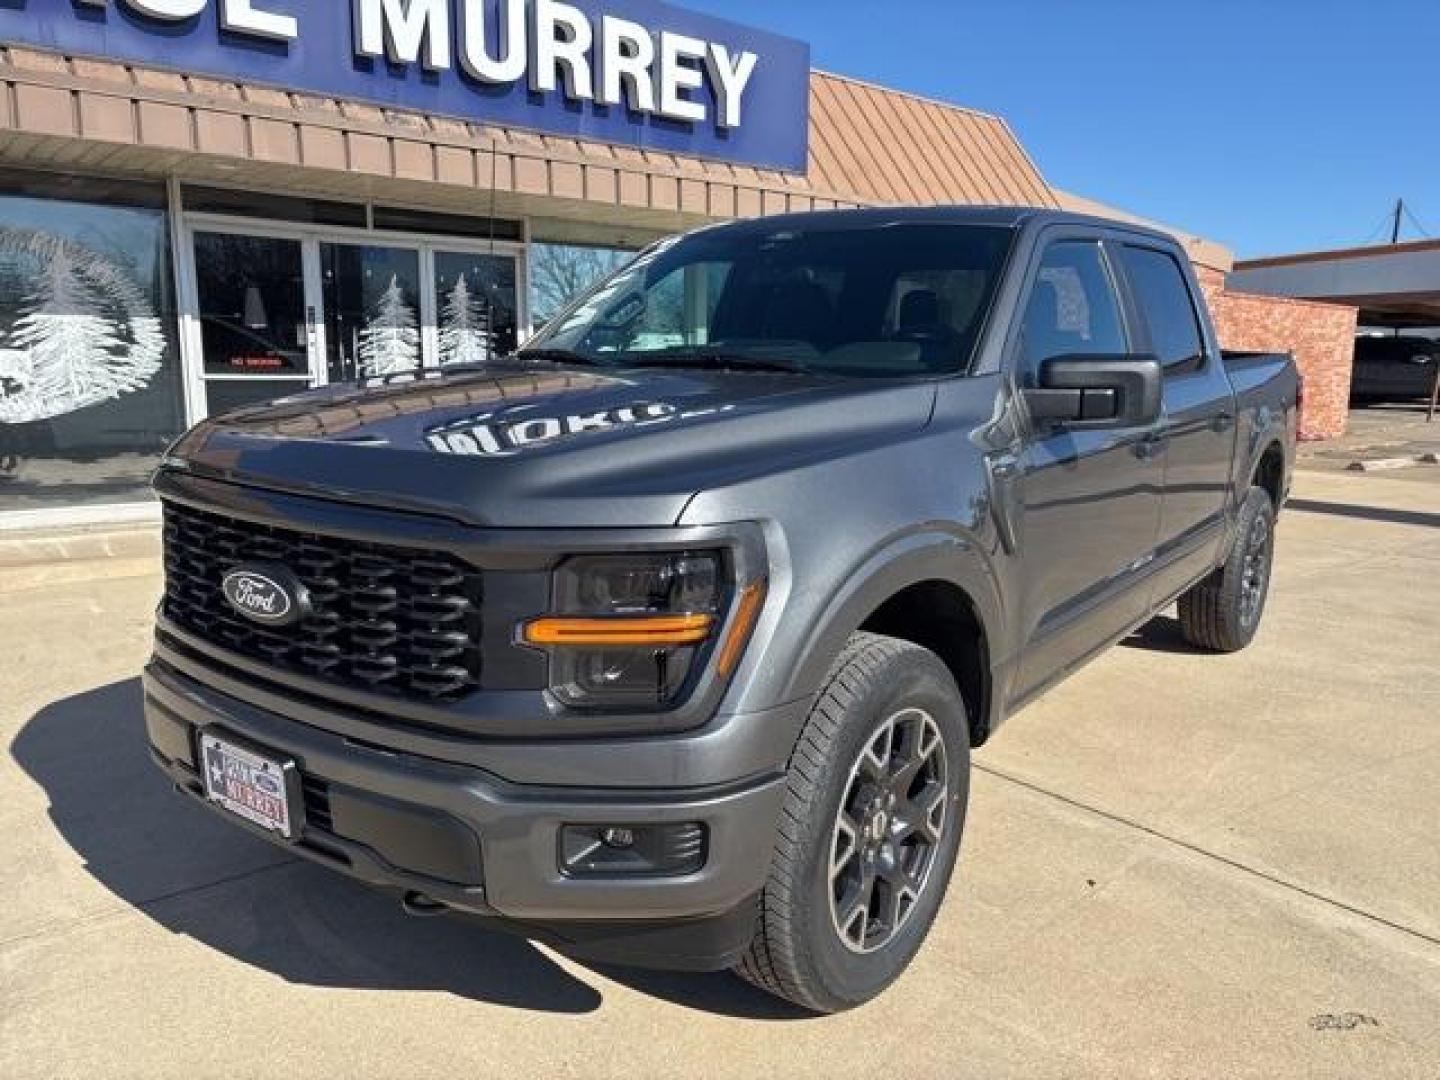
0;1;1345;521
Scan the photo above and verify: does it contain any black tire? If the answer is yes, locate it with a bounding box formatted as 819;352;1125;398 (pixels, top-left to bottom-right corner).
1178;486;1276;652
735;632;970;1013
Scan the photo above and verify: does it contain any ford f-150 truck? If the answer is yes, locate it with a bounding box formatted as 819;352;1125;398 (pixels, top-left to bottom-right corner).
145;207;1297;1012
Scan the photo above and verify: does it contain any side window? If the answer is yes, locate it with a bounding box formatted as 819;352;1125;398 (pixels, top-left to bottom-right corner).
1119;246;1205;376
1018;241;1128;376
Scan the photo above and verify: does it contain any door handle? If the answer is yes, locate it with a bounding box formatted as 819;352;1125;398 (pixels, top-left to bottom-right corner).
1213;411;1236;432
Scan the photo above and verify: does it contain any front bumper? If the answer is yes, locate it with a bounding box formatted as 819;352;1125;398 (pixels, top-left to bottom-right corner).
143;659;787;966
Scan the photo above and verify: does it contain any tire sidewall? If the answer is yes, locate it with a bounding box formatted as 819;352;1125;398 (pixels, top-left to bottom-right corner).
799;647;971;1007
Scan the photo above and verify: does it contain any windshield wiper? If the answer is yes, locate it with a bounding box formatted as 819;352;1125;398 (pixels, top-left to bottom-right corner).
619;350;808;374
515;347;610;368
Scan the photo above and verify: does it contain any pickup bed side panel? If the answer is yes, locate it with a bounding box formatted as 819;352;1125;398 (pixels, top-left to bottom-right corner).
1225;354;1300;514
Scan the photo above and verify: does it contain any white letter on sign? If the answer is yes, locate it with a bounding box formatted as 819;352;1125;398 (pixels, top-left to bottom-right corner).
459;0;527;84
119;0;207;19
353;0;451;71
221;0;298;42
705;44;757;130
596;15;656;114
657;32;707;123
529;0;594;102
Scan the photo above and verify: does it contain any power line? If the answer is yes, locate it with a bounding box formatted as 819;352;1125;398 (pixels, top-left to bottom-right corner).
1360;207;1396;246
1401;202;1432;239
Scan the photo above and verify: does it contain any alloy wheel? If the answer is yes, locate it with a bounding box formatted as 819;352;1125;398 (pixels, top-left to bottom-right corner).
1239;512;1272;627
828;707;949;954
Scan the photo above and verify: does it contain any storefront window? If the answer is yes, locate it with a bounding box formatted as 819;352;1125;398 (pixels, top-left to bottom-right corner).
321;243;423;382
193;231;312;416
0;172;182;511
435;251;518;364
530;243;634;329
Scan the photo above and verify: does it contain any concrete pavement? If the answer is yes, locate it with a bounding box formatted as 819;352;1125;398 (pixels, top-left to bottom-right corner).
2;469;1438;1079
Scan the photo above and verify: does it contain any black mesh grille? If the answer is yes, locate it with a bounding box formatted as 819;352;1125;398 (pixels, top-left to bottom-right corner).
162;502;482;701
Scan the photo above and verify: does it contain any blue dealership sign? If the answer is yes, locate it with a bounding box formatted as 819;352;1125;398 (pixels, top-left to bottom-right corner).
0;0;811;171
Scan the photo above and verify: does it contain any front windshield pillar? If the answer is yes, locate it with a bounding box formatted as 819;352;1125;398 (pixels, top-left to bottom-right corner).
682;264;714;347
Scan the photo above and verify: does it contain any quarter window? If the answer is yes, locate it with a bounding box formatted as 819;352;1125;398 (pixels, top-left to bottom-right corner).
1018;241;1127;374
1120;246;1205;375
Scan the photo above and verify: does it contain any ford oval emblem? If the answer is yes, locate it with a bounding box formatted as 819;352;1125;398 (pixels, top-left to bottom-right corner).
221;565;310;628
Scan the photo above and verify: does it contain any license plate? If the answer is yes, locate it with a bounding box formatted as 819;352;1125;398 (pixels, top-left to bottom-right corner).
198;733;295;839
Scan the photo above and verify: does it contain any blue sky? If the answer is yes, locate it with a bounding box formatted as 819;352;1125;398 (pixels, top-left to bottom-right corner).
682;0;1436;259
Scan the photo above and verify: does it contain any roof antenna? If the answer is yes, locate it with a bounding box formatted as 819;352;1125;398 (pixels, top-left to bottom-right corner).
484;133;504;357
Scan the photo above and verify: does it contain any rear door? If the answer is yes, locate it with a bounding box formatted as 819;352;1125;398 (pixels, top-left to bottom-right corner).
1011;233;1164;700
1113;243;1237;603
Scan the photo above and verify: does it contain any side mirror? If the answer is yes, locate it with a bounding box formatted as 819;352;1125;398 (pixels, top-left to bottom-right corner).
1024;354;1163;427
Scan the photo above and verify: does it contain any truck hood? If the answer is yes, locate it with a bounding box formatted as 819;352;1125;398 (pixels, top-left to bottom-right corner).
168;362;938;527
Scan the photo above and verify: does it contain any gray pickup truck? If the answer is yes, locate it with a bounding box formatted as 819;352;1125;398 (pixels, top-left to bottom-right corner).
145;207;1297;1012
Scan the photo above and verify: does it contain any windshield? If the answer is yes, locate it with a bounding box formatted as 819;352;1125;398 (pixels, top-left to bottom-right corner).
523;221;1015;377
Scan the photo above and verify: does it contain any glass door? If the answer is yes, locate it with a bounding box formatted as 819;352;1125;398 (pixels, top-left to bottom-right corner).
433;250;520;366
181;216;528;420
191;230;317;416
318;242;423;382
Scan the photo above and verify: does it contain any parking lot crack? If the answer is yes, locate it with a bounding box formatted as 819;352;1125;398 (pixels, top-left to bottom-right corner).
975;763;1440;951
0;857;298;952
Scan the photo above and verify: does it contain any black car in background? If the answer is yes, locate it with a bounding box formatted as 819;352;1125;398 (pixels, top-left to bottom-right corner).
1351;335;1440;402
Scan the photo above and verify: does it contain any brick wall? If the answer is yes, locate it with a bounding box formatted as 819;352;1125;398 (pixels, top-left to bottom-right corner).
1194;268;1357;440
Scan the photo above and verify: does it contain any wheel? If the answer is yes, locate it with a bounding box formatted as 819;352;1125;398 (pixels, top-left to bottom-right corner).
1178;486;1276;652
735;632;970;1013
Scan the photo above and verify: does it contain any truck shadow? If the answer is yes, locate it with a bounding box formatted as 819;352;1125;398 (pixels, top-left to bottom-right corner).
1120;614;1207;655
11;679;805;1021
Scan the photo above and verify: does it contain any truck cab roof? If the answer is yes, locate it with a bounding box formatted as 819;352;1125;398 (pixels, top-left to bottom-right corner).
694;205;1181;249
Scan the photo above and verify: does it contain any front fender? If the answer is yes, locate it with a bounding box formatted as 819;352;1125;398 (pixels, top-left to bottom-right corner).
779;526;1005;726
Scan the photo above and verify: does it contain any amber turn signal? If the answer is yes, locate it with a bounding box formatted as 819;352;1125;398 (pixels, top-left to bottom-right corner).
523;613;715;648
715;581;767;677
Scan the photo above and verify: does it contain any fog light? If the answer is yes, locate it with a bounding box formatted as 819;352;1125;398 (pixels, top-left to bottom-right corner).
561;823;707;877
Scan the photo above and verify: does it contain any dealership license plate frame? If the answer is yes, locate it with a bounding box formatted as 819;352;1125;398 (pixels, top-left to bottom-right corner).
198;730;301;840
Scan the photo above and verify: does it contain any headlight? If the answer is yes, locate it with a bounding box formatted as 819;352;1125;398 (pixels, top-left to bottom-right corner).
522;551;762;711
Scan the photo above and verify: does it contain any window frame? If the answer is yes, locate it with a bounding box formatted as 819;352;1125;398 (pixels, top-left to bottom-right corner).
1113;242;1210;379
1007;231;1136;387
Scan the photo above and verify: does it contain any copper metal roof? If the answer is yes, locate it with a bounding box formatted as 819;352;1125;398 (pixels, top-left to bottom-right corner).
808;73;1055;209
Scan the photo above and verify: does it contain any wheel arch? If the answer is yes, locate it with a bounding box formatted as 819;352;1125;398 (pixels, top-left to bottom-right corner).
782;532;1001;747
1253;439;1287;510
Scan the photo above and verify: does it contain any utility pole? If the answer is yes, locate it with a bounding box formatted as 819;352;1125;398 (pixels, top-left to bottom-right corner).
1391;198;1404;244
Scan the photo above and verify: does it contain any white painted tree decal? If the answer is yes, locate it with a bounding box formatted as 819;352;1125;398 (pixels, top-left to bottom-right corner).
438;273;492;367
356;274;419;377
0;227;166;424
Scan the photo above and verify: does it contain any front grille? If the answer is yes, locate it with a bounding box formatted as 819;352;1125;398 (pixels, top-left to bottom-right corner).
162;501;482;701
